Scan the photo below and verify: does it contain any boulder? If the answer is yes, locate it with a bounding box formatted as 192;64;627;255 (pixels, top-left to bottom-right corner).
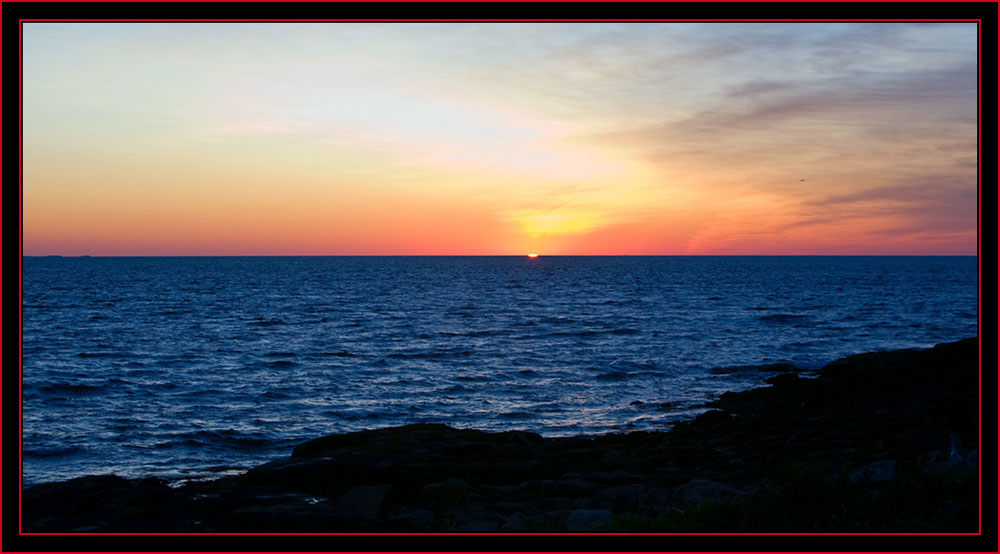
675;479;742;505
421;478;471;510
500;511;524;530
454;521;500;531
334;484;391;521
850;460;896;484
564;508;613;531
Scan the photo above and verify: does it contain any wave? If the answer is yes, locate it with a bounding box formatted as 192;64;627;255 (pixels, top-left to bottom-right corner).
538;316;578;324
259;388;295;399
602;299;638;306
248;318;286;327
155;309;193;316
35;382;107;396
610;360;658;372
463;329;505;338
74;351;130;358
155;429;277;451
386;349;474;360
498;410;533;420
314;351;356;357
23;445;82;458
710;362;799;375
433;329;504;338
537;327;640;338
540;330;600;338
596;371;630;382
758;313;808;323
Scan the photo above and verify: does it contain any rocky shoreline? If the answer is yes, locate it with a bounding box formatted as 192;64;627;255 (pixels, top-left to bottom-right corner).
22;338;979;533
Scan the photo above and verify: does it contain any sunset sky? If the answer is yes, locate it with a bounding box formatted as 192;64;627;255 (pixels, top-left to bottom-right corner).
22;22;978;255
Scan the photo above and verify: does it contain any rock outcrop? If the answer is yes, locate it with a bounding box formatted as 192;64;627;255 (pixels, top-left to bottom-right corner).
22;338;980;532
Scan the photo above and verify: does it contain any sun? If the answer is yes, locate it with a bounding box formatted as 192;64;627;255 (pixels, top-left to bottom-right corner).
527;253;538;258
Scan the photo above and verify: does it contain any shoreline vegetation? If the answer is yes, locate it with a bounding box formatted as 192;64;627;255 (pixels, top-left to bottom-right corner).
22;338;979;533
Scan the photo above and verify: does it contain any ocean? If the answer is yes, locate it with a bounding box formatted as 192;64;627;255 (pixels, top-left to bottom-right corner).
21;256;978;486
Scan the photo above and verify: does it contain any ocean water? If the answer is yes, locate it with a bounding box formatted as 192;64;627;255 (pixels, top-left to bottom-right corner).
21;256;978;485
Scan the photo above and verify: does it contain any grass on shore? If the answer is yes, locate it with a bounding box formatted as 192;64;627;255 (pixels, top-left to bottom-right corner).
512;459;977;533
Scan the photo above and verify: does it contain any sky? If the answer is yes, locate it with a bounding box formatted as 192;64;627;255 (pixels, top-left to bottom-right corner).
22;22;979;255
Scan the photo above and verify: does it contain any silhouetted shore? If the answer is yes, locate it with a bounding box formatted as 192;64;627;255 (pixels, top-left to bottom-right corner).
22;338;979;533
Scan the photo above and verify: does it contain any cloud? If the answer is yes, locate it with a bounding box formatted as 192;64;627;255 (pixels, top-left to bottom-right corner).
584;53;977;197
807;175;978;230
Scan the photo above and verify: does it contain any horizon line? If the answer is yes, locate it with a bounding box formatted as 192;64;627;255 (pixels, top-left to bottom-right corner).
21;253;980;258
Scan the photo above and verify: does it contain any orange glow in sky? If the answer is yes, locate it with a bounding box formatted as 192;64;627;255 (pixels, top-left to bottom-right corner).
22;23;978;256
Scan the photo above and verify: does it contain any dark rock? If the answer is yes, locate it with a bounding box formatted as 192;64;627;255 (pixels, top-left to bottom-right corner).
23;474;190;532
594;484;648;512
454;521;499;531
500;511;524;530
564;508;613;531
766;372;800;386
335;484;391;521
674;479;742;505
421;478;470;510
384;507;434;529
518;478;601;498
242;457;353;492
559;470;643;484
691;409;732;427
849;460;896;483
